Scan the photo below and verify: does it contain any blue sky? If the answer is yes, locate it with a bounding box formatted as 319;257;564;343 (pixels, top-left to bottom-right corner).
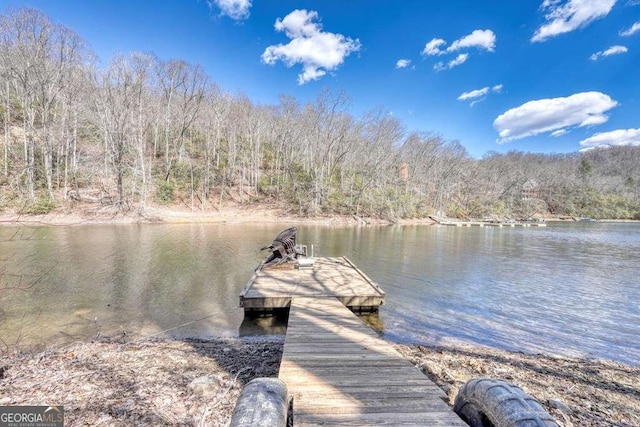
2;0;639;157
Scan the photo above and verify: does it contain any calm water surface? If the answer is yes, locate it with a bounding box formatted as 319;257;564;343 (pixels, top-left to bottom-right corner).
1;222;638;365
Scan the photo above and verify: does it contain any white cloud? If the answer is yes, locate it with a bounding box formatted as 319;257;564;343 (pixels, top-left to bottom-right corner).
208;0;252;20
458;87;490;101
620;21;640;36
422;30;496;55
422;38;446;55
532;0;617;43
550;129;568;137
493;91;618;143
434;53;468;71
423;30;496;72
590;45;628;60
274;9;317;38
448;53;469;67
458;84;503;105
261;10;361;85
395;59;411;69
580;128;640;148
447;29;496;52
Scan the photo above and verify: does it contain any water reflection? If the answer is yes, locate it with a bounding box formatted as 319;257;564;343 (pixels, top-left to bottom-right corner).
1;222;638;365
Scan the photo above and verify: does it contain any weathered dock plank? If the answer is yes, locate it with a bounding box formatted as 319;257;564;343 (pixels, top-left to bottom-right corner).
278;297;466;426
239;257;385;311
295;412;467;426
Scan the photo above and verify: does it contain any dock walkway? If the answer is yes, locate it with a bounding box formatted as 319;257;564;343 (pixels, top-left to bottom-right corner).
240;257;465;425
279;297;466;426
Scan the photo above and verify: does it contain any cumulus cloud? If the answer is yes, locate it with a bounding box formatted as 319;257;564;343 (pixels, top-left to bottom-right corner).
422;38;447;55
493;91;618;143
458;84;503;105
532;0;617;42
447;29;497;52
620;20;640;36
208;0;252;20
590;45;628;60
423;29;495;72
434;53;468;71
448;53;469;67
395;59;411;69
580;128;640;148
422;30;496;55
261;10;361;85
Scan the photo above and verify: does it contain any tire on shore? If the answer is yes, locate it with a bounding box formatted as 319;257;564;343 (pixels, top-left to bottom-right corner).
230;378;288;427
453;378;558;427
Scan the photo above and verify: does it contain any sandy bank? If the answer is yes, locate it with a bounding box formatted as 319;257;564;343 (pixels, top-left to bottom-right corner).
0;204;436;227
1;338;637;427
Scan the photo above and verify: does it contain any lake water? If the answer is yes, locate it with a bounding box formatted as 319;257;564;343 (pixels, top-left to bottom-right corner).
1;222;638;365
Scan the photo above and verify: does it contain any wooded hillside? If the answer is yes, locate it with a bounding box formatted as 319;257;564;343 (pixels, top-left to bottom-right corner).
1;8;638;220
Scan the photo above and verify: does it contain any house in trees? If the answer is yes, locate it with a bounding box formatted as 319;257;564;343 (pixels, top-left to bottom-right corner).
521;179;540;200
399;163;409;183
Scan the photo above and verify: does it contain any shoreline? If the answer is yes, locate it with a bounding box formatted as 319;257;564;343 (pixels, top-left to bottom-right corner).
1;204;638;227
0;204;437;227
1;337;637;426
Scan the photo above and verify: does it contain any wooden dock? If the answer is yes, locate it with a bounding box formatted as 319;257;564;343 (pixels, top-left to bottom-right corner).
279;297;466;426
440;221;546;227
240;257;386;312
239;257;465;426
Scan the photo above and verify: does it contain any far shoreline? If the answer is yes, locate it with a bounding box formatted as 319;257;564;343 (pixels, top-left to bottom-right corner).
0;204;437;227
1;204;638;227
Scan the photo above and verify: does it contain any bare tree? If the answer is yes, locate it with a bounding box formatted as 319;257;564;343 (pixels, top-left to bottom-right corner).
155;59;207;177
0;8;90;200
1;6;638;221
93;53;153;206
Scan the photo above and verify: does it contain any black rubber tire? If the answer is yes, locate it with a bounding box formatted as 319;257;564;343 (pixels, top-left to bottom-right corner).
453;378;558;427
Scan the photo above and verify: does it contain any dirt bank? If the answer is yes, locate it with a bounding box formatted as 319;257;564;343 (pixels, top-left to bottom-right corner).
1;338;638;427
0;202;432;227
0;338;284;426
395;344;639;427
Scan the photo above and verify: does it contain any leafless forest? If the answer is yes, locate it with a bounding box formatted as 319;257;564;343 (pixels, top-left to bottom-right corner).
1;8;639;220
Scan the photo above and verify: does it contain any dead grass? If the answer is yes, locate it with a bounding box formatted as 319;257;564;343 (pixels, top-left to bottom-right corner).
0;338;283;426
1;338;638;426
395;344;640;427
